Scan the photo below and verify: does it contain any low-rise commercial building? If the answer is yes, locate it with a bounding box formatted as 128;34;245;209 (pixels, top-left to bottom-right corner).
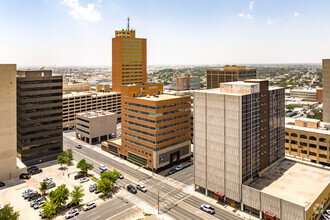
105;83;191;171
76;110;117;145
63;91;121;128
63;83;91;94
290;89;317;101
171;73;200;91
285;117;330;166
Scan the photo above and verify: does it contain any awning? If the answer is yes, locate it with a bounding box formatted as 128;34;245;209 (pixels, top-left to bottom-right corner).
215;192;225;199
263;212;276;220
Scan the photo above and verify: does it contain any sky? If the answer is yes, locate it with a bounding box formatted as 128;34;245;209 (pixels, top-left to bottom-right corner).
1;0;330;67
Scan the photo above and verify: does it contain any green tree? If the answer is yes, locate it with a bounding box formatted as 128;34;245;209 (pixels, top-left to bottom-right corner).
66;148;73;165
286;104;295;111
100;169;120;184
41;199;56;218
76;159;94;175
57;151;69;168
97;178;113;195
0;204;19;220
49;184;70;208
39;181;48;196
70;185;84;205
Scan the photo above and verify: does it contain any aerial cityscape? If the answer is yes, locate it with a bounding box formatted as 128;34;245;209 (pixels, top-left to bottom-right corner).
0;0;329;220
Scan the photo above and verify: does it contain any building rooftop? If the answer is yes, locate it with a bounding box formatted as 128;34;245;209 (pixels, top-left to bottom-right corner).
108;137;122;146
135;94;188;101
285;117;330;134
248;159;330;208
77;110;116;119
63;91;120;98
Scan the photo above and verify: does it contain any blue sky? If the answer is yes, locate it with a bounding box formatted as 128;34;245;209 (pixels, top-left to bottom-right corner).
1;0;330;66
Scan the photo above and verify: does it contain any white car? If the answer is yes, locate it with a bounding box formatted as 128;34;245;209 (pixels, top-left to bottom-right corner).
99;164;107;171
201;204;215;214
176;165;183;171
80;177;90;183
327;210;330;215
136;184;147;193
83;202;96;211
65;208;79;219
40;177;53;184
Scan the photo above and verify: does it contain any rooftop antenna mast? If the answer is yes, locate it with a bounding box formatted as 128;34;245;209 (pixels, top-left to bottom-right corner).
127;17;130;31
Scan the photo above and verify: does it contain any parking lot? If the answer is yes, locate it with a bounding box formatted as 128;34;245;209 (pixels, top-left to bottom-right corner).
0;160;114;220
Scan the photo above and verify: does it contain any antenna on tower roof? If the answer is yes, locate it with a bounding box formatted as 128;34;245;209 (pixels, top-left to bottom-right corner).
127;17;130;31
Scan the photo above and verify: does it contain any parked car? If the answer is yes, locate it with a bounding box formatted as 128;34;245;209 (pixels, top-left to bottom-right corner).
0;182;5;187
23;191;38;199
136;184;147;193
94;189;101;194
127;185;137;194
65;208;79;219
22;189;36;197
83;202;96;211
168;169;176;175
66;202;79;209
27;193;41;201
40;177;53;184
33;200;45;209
76;145;82;149
200;204;215;214
27;166;42;175
99;164;107;171
327;210;330;215
74;174;84;180
30;197;46;207
176;165;183;171
80;177;89;183
100;169;107;174
46;182;56;189
89;183;98;192
19;173;31;179
118;174;124;179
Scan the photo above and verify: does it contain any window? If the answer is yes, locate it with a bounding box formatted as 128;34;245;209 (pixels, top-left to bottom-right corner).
303;122;307;127
319;138;327;143
309;136;317;141
300;135;307;139
291;133;298;137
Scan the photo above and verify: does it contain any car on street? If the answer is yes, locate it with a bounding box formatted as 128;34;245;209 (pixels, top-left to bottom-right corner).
200;204;215;214
83;202;96;211
46;182;56;189
76;145;82;149
66;202;79;209
127;185;137;194
19;173;31;179
0;182;5;187
65;208;79;219
99;164;107;171
74;173;84;180
89;183;98;192
30;197;46;207
33;200;45;209
176;165;183;171
136;184;147;193
168;169;176;175
27;166;42;175
40;177;53;184
119;174;124;179
80;177;89;183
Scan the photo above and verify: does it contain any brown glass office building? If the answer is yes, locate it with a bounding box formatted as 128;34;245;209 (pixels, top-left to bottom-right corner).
17;70;63;166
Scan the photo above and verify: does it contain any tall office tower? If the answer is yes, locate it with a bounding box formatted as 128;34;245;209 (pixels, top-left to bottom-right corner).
194;80;284;204
322;59;330;122
0;65;20;179
112;18;147;92
17;70;63;166
106;83;191;171
206;65;256;89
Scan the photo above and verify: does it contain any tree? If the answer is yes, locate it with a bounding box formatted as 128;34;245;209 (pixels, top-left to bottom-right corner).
0;204;19;220
66;148;73;165
97;178;113;195
41;199;56;218
286;104;295;111
40;181;48;196
57;153;67;168
49;184;70;209
70;185;84;205
100;169;120;184
76;159;93;175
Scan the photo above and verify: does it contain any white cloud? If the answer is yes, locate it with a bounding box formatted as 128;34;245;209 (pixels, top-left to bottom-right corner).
249;1;255;10
267;18;274;25
294;11;300;17
238;13;252;20
63;0;101;21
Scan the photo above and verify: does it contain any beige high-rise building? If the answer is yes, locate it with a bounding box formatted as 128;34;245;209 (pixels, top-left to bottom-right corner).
322;59;330;122
0;64;25;179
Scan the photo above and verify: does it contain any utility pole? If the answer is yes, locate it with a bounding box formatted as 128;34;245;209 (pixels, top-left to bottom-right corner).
157;190;159;214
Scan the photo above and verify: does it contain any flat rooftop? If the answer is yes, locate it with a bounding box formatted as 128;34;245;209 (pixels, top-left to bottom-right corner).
77;110;116;119
63;91;120;98
136;94;188;101
108;137;121;146
285;117;330;135
248;159;330;208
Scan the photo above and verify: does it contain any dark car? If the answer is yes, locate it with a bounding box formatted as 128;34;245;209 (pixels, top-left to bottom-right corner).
19;173;31;179
127;185;137;194
168;169;176;175
27;166;43;175
66;202;79;209
27;193;41;201
0;182;5;187
118;174;124;179
76;145;82;149
74;174;84;180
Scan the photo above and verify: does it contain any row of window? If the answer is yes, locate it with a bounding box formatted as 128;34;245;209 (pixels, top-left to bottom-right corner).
127;108;190;117
286;133;328;143
128;126;190;138
127;139;190;152
127;102;190;110
127;119;190;131
128;113;190;124
128;132;190;145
